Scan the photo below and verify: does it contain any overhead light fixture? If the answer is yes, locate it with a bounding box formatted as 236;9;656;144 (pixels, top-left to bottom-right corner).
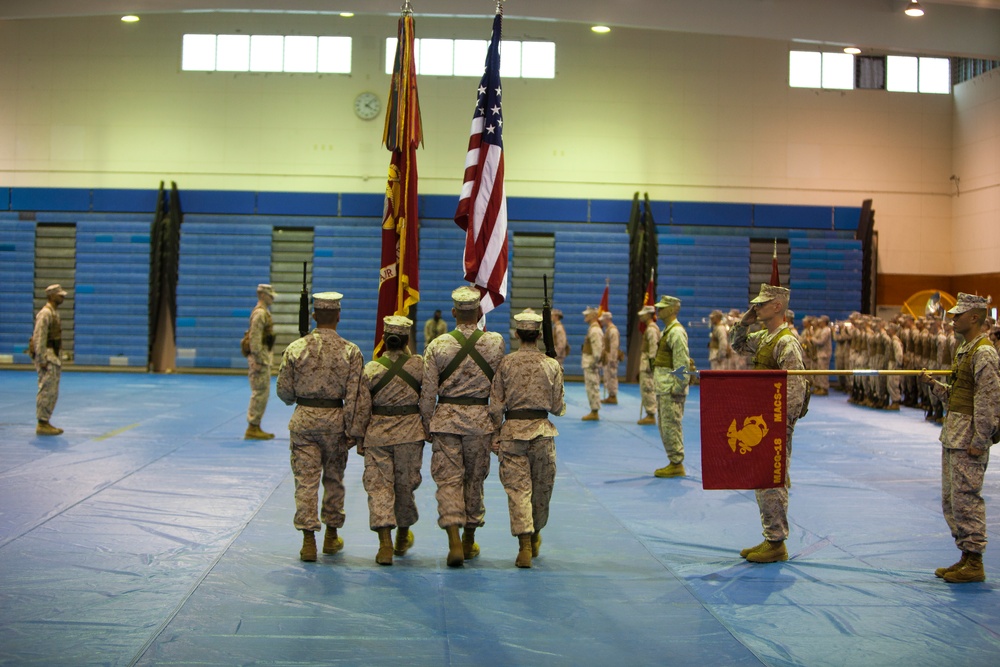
340;12;355;18
904;0;925;17
121;15;140;23
844;47;861;55
591;25;611;34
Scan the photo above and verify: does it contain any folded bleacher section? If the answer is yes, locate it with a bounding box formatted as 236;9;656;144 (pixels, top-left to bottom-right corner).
0;215;35;364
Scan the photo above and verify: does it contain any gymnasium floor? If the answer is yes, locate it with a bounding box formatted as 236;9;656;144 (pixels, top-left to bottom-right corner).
1;370;997;667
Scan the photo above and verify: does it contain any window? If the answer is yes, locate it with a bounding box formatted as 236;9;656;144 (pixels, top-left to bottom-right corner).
791;50;950;95
385;37;555;78
789;51;853;90
182;33;352;74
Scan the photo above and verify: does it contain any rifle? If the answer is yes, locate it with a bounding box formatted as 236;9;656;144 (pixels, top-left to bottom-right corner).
298;262;309;338
542;274;557;358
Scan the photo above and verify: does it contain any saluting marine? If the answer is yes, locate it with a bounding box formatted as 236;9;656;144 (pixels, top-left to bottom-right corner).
353;315;428;566
420;286;506;567
277;291;364;563
245;283;276;440
489;309;566;568
32;284;67;436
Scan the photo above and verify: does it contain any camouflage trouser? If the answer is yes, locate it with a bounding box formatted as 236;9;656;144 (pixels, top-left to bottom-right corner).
639;367;657;415
942;446;990;554
498;437;556;536
582;353;601;410
246;353;272;426
35;359;61;421
604;361;619;397
887;365;902;403
814;354;831;392
656;394;686;464
430;433;492;529
755;423;795;541
290;430;350;532
363;441;425;530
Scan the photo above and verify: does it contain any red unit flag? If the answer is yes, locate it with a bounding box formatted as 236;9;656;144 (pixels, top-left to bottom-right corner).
700;370;788;490
598;278;610;315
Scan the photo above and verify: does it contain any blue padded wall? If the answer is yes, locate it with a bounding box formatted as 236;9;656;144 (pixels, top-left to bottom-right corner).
313;220;381;357
658;234;751;372
788;235;863;321
553;223;630;374
0;218;36;363
74;217;151;367
175;218;272;368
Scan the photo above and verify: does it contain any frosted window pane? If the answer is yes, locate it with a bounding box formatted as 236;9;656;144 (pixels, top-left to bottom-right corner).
318;36;351;73
822;52;854;89
249;35;283;72
419;38;453;76
919;57;950;94
284;36;318;73
887;55;918;92
789;51;821;88
454;40;488;77
216;34;250;72
521;42;555;79
499;41;521;78
182;34;216;71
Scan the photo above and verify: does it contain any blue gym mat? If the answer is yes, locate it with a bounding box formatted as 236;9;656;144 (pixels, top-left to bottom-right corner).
0;370;996;666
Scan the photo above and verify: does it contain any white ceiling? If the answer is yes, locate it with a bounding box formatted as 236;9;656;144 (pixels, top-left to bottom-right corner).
2;0;999;59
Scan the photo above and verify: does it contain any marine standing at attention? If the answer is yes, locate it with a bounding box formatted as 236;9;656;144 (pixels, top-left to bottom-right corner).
32;284;67;436
600;311;621;406
277;291;363;563
489;309;566;568
420;286;506;567
652;295;689;477
245;283;276;440
551;309;568;370
730;284;808;564
637;305;660;425
580;306;605;421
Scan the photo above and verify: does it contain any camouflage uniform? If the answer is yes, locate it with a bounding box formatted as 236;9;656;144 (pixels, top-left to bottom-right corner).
353;350;427;531
886;329;904;406
639;318;661;416
420;323;505;530
33;301;62;422
489;340;566;536
246;303;275;427
931;331;999;555
602;319;621;399
731;320;807;542
653;319;689;465
424;316;447;348
812;319;832;394
277;326;363;533
581;319;605;412
552;317;569;369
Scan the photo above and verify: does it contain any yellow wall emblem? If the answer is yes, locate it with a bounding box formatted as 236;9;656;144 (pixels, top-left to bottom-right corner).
727;415;769;455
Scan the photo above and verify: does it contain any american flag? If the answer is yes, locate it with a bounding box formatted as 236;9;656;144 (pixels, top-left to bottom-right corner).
454;11;507;316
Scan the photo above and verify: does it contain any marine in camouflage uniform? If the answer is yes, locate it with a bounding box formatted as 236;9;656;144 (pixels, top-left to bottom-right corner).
708;310;730;371
276;291;364;563
420;286;506;567
489;309;566;568
423;310;448;349
731;284;808;564
600;312;621;404
246;284;276;440
812;315;833;396
885;322;904;410
580;307;605;421
552;309;569;369
353;316;427;566
33;284;67;436
652;295;689;478
637;306;660;425
925;293;999;583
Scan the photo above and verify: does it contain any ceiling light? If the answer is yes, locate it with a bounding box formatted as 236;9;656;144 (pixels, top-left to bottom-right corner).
340;12;355;18
844;47;861;55
121;15;140;23
904;1;924;17
591;25;611;34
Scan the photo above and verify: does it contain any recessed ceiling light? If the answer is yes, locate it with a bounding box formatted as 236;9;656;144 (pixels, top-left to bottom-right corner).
904;0;925;17
591;25;611;34
844;47;861;55
121;15;140;23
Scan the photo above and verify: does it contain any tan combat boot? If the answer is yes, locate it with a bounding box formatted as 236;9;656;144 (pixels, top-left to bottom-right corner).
446;525;464;567
935;552;968;578
531;532;542;557
300;530;317;562
36;421;63;436
943;552;985;583
581;410;600;421
515;534;533;568
394;527;414;556
462;527;480;559
654;463;686;478
740;540;769;559
375;528;394;566
244;424;275;440
601;396;618;405
323;527;344;554
637;414;656;425
746;540;788;563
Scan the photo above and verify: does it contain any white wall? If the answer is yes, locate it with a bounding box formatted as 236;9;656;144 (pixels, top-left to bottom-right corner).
0;12;979;276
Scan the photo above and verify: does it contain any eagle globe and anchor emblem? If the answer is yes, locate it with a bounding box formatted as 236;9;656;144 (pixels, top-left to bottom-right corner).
727;415;769;455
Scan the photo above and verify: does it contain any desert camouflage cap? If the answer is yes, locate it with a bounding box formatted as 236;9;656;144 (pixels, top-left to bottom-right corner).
751;283;790;304
948;292;991;314
452;286;481;310
582;306;599;317
600;311;613;321
514;308;544;331
655;295;681;309
257;283;276;297
313;291;343;310
638;305;656;316
383;315;412;335
45;284;67;297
